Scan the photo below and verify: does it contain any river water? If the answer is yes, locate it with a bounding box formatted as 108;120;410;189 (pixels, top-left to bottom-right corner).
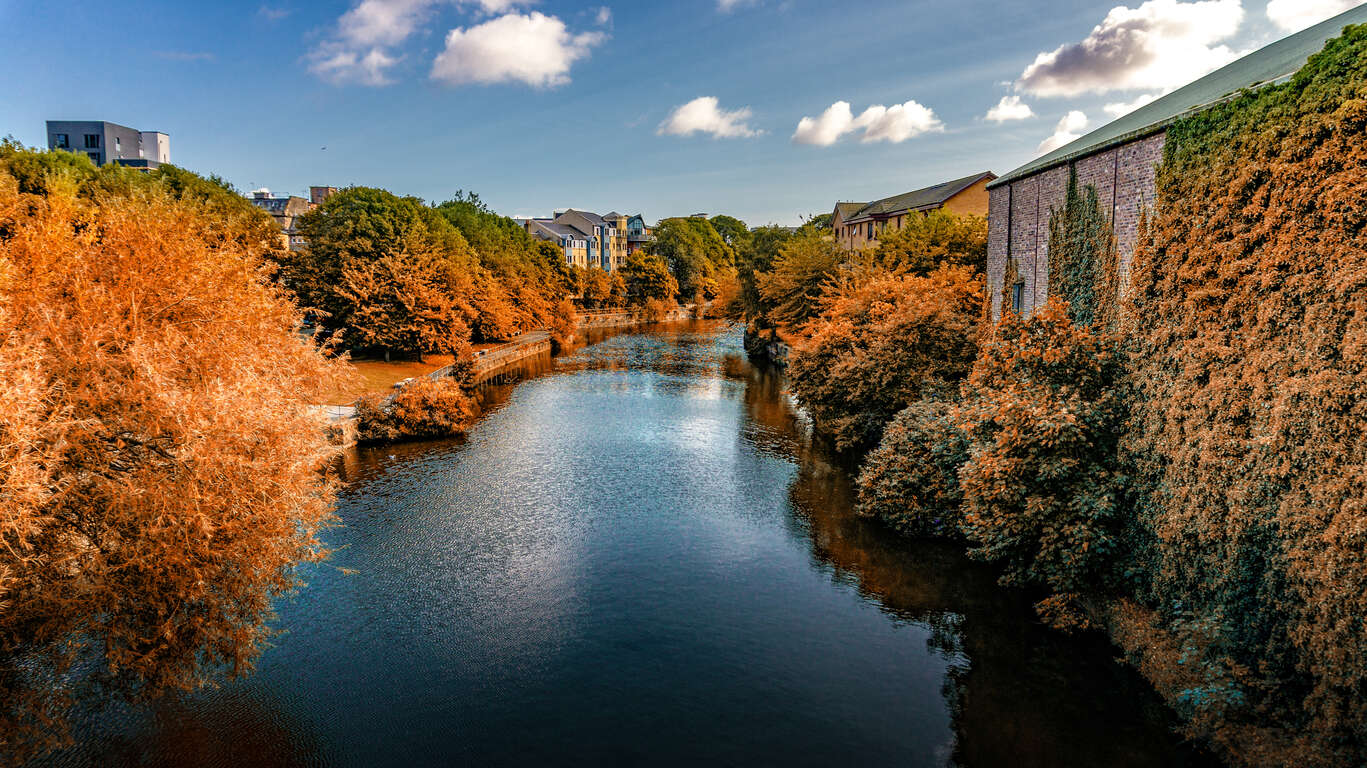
52;322;1214;767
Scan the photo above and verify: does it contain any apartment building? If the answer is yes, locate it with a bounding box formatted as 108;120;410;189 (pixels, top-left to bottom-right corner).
46;120;169;169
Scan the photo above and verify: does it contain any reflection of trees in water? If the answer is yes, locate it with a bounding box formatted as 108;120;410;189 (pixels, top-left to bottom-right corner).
735;356;1214;768
46;686;325;768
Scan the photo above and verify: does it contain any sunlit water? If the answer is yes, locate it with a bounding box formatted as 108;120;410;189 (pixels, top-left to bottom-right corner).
49;322;1214;767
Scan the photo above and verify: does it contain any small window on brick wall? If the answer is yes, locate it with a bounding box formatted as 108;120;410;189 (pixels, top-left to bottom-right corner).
1011;282;1025;314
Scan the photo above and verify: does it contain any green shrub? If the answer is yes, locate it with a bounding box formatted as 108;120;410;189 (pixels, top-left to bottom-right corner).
856;398;969;538
955;298;1127;628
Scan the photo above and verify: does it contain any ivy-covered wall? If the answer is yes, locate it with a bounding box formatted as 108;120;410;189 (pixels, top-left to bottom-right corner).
1119;22;1367;767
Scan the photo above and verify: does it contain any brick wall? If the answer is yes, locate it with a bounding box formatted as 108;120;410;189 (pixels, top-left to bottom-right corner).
986;131;1166;319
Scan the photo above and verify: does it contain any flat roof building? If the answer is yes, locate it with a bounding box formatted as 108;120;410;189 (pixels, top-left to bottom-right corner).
45;120;169;169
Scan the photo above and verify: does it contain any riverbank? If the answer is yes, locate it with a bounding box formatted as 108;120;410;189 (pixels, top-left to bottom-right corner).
46;321;1214;768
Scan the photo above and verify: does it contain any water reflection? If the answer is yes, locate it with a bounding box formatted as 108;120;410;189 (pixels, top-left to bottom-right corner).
43;321;1212;768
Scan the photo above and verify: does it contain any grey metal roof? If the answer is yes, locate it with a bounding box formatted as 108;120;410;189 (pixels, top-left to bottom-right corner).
530;220;587;240
845;172;996;222
563;209;606;225
991;4;1367;188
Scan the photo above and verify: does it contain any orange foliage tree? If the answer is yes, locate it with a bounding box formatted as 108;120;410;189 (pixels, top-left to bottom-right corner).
0;163;343;759
788;266;983;452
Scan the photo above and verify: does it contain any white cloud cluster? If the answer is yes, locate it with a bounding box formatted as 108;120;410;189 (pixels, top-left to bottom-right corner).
985;94;1035;122
1038;110;1089;154
431;11;605;87
792;100;944;146
309;0;602;88
717;0;757;11
658;97;760;139
1017;0;1244;97
1266;0;1360;32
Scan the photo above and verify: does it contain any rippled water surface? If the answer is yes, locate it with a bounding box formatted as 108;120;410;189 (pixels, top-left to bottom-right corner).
53;322;1214;767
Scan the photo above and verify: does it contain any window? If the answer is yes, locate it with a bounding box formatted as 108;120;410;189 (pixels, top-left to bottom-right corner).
867;222;874;238
84;134;101;149
87;152;102;165
52;133;69;148
1011;282;1025;313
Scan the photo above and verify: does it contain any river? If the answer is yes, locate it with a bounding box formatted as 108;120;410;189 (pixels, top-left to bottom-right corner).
51;321;1214;767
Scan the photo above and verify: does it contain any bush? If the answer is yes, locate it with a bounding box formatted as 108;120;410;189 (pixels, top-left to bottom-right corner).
955;298;1126;628
870;209;988;276
355;376;476;443
548;298;578;351
856;398;969;538
638;297;672;323
788;266;982;452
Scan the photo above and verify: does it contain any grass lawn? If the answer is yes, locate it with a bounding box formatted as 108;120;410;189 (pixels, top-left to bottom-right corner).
320;355;456;406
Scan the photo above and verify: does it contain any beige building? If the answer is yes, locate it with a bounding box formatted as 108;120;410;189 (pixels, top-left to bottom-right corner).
833;171;996;251
249;190;312;251
523;209;630;271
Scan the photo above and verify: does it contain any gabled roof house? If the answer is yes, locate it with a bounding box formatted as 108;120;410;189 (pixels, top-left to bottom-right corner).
834;172;996;251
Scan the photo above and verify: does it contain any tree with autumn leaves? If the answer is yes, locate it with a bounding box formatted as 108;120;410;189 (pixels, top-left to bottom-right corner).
0;145;344;760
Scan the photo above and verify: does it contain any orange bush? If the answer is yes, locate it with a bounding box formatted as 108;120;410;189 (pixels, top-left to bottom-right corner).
788;266;983;452
354;376;477;444
0;172;343;759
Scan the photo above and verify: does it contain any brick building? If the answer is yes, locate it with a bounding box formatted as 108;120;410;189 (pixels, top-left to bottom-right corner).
986;5;1367;320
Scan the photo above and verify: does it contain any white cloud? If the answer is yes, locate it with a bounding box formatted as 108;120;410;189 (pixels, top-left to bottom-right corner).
1038;110;1089;154
308;0;540;85
335;0;432;47
985;94;1035;122
1266;0;1360;31
717;0;757;11
854;102;944;143
792;100;943;146
658;97;760;139
431;12;606;88
792;101;855;146
594;6;612;25
1018;0;1244;97
1104;92;1160;116
309;43;401;86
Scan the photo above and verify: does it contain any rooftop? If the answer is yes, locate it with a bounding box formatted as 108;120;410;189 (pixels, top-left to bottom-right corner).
845;172;996;222
991;4;1367;188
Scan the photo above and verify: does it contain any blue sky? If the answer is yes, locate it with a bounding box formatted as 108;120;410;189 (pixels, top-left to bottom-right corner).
0;0;1358;224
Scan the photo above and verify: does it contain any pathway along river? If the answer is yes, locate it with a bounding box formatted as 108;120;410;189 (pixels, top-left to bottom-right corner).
53;322;1215;767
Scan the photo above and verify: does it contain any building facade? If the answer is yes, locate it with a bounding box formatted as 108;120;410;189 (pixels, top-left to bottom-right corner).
985;5;1367;321
249;190;312;251
832;171;996;251
625;214;654;255
46;120;169;169
522;209;635;271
